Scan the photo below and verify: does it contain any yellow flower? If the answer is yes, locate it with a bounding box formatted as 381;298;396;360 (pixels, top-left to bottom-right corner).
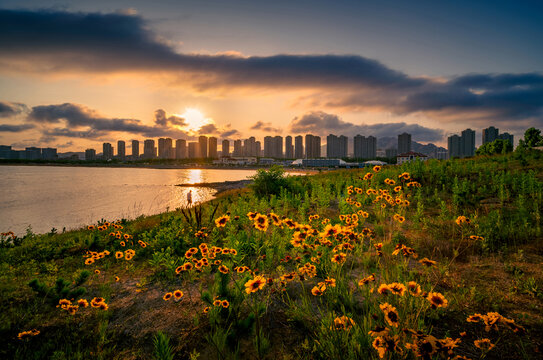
474;338;495;351
218;265;229;274
379;303;400;327
173;290;184;300
426;292;448;309
215;215;230;228
163;292;173;301
245;275;267;294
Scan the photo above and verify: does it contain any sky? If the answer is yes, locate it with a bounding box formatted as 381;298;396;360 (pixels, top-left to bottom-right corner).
0;0;542;151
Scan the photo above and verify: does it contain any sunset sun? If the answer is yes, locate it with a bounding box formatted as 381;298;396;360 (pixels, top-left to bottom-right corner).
178;108;212;132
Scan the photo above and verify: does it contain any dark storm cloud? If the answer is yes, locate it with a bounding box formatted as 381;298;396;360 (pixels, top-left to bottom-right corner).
0;123;35;132
249;121;282;134
289;111;444;142
0;101;28;117
27;103;192;139
1;9;542;125
0;9;424;90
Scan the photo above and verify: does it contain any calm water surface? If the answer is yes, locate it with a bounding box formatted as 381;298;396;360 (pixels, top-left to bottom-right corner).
0;166;258;235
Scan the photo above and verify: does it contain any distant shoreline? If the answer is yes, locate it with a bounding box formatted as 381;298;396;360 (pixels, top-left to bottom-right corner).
0;162;318;173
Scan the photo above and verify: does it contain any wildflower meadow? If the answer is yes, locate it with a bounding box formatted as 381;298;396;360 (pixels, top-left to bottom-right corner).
1;149;542;359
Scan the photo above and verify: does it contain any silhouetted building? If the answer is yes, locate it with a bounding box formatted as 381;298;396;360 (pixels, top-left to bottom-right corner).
102;143;113;160
305;134;321;158
41;148;57;160
326;134;348;158
385;148;397;158
294;135;304;158
158;138;173;159
222;140;230;157
132;140;139;159
285;136;294;159
461;129;475;157
188;142;199;158
0;145;13;159
176;139;187;159
354;135;376;159
448;135;461;158
117;140;126;159
233;140;242;156
482;126;499;144
398;133;411;154
85;148;96;161
143;139;156;159
498;132;514;146
199;136;208;158
209;137;218;159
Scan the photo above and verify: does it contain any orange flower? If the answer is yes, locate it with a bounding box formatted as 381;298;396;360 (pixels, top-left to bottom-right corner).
163;292;173;301
221;300;229;308
218;265;229;274
215;215;230;228
173;290;184;300
474;338;495;351
419;258;437;267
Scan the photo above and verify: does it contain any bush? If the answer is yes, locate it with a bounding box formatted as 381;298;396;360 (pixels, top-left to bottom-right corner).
249;165;291;198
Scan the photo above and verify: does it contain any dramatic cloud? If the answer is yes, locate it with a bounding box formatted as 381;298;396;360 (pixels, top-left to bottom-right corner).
249;121;282;134
198;123;219;134
0;101;28;118
27;103;194;140
154;109;187;127
289;111;444;142
0;123;35;132
0;9;541;126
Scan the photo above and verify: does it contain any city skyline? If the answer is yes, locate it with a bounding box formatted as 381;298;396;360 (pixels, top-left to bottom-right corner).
0;1;542;152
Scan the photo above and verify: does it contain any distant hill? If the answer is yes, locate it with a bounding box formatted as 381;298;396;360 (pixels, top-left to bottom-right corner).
377;137;446;156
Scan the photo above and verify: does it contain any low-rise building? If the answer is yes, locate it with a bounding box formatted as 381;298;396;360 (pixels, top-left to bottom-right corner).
397;151;428;165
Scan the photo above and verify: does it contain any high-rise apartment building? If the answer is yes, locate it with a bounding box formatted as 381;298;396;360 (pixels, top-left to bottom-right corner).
461;129;475;157
285;136;294;159
264;136;283;158
354;135;377;158
188;142;199;158
176;139;187;159
222;140;230;157
326;134;348;158
209;137;218;159
305;134;321;158
102;143;113;160
233;140;242;156
158;138;173;159
85;148;96;161
398;133;412;154
132;140;139;159
143;139;156;159
295;135;304;158
117;140;125;159
199;136;208;158
482;126;499;144
243;137;258;156
447;135;461;158
498;132;514;146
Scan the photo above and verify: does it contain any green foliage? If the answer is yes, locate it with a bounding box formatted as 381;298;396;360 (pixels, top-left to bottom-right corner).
249;165;291;198
518;127;543;149
476;139;513;155
153;331;175;360
28;270;89;304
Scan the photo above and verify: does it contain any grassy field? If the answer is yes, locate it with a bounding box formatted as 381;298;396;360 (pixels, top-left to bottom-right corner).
1;150;542;360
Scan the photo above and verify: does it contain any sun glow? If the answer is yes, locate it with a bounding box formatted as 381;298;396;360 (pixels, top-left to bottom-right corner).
177;108;213;132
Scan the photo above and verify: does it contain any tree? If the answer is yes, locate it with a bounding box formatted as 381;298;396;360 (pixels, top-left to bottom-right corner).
476;139;513;156
518;127;543;149
249;165;290;198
